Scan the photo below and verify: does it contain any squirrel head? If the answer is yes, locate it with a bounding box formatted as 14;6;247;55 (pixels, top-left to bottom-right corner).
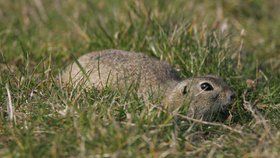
164;75;235;121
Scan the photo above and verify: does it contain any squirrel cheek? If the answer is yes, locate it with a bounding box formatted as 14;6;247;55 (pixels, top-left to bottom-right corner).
210;93;219;100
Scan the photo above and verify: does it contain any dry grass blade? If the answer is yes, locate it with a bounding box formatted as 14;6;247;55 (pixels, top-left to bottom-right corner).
177;114;243;134
0;0;279;157
5;83;13;121
242;90;272;144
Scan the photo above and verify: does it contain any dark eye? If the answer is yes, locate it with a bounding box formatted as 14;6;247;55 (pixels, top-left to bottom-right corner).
182;86;188;95
200;82;214;91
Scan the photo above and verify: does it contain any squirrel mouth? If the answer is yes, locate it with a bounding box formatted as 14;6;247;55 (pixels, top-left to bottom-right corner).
220;101;233;112
220;108;230;116
207;108;230;122
217;104;231;121
221;105;229;112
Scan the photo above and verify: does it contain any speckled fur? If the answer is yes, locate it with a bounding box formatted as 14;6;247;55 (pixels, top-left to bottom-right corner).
60;49;235;120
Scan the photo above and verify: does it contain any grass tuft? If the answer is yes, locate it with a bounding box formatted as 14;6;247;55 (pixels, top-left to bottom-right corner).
0;0;279;157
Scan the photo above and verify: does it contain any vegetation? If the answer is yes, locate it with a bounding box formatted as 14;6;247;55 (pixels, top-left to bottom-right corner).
0;0;279;157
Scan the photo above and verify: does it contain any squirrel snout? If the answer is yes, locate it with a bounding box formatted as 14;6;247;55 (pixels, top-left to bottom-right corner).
221;91;235;112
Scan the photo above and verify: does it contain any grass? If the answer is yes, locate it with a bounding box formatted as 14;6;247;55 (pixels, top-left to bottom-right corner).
0;0;280;157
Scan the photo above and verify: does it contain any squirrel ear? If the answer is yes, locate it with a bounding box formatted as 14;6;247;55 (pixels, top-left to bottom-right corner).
182;85;188;95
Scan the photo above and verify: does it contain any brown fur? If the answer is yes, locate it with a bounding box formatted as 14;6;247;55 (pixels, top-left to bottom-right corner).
60;50;235;120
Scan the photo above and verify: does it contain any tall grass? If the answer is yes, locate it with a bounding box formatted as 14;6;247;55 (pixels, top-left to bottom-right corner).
0;0;279;157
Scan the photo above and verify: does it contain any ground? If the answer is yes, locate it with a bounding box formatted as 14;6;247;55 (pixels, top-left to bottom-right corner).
0;0;280;157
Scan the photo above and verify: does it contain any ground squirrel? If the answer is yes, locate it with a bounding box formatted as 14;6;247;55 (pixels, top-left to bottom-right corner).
60;49;235;120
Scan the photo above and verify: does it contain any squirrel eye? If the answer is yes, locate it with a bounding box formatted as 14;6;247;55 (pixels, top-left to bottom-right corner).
200;82;214;91
182;85;188;95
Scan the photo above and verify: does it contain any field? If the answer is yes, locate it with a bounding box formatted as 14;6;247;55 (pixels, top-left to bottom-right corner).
0;0;280;157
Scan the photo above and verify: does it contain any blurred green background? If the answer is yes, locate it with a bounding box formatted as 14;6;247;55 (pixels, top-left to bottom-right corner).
0;0;279;72
0;0;279;157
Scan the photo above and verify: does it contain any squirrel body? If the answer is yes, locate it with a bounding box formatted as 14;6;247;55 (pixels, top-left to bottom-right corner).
61;50;235;120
